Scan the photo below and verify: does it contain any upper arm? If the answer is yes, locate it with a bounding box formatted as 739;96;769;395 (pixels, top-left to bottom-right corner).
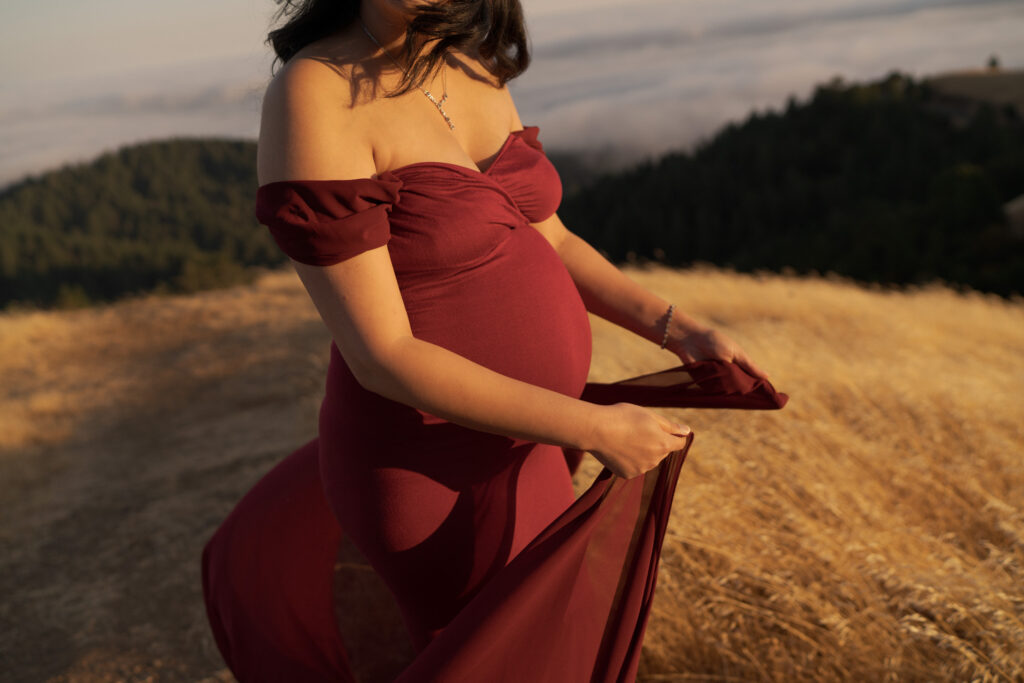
257;59;414;388
529;211;572;254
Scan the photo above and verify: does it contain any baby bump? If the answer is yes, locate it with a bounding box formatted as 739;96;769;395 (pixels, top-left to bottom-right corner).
318;226;587;647
399;225;592;400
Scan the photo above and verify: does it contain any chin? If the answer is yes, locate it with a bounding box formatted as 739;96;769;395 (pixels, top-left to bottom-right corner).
386;0;443;10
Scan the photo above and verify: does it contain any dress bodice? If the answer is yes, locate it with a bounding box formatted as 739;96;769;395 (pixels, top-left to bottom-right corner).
205;130;791;683
254;126;562;272
255;124;591;419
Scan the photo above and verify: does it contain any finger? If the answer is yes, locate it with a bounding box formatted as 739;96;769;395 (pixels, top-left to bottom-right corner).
675;350;698;364
669;429;692;451
660;418;691;436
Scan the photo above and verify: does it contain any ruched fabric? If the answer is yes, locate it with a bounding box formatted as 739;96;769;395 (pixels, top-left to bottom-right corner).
255;177;402;266
206;124;790;682
485;127;563;223
253;127;560;270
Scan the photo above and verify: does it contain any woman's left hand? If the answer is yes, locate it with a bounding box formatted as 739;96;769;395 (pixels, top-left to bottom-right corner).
663;318;771;381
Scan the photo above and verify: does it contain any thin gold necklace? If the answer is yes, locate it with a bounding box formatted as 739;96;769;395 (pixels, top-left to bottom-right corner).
359;18;455;131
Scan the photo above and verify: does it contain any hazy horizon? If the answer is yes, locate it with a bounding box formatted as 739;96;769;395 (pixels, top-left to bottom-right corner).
2;0;1023;189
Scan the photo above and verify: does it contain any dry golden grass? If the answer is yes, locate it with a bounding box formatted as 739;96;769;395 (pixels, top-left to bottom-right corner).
927;67;1024;114
597;265;1024;683
1;263;1021;682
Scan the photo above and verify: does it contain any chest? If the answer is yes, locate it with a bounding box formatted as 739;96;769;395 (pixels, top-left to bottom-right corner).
381;129;563;275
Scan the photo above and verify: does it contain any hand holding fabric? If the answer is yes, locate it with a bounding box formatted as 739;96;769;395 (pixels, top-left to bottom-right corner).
664;320;771;382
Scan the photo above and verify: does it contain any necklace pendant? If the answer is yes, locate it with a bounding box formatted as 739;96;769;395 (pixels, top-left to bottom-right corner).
434;102;455;130
422;89;455;130
362;19;455;131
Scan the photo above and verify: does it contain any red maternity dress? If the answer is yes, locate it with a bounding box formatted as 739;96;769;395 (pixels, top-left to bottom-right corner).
201;126;788;682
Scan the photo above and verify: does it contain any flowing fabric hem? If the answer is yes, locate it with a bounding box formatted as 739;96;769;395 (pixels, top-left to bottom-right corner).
200;360;787;682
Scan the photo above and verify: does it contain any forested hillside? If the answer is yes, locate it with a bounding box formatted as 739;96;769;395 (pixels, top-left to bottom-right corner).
560;71;1024;297
1;70;1021;310
0;139;275;309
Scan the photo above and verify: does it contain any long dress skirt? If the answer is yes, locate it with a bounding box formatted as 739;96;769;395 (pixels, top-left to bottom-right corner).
201;359;787;682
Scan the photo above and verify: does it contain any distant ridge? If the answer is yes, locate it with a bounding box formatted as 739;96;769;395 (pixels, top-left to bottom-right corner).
925;66;1024;116
2;68;1022;311
558;69;1024;299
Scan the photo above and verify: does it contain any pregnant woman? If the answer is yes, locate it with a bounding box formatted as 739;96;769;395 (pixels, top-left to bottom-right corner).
202;0;776;680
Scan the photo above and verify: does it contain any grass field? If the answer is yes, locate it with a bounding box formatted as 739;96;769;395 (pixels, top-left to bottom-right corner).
1;263;1021;682
926;67;1024;115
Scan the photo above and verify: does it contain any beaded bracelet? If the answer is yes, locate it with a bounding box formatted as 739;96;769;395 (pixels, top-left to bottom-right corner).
659;303;675;349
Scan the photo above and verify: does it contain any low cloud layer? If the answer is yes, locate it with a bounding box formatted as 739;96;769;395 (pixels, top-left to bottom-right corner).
1;0;1022;187
513;0;1024;161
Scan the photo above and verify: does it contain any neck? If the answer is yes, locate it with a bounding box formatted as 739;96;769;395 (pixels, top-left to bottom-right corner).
359;1;447;69
360;1;428;65
359;1;412;56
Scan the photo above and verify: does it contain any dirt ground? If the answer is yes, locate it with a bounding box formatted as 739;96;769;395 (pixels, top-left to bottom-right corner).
0;266;607;682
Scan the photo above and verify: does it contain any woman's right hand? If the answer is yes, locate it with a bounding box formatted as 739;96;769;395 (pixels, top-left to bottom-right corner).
587;403;691;479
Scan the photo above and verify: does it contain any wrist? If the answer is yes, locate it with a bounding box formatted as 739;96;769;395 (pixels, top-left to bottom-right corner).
651;302;704;349
578;402;608;453
668;310;705;338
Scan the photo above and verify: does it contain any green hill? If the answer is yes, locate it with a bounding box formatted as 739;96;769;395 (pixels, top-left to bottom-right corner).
2;69;1022;311
559;70;1024;297
0;138;277;309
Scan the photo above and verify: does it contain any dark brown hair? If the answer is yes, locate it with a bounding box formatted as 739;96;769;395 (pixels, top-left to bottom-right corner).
265;1;530;96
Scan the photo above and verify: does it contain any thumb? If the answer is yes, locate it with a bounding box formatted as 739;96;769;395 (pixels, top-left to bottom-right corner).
655;413;690;436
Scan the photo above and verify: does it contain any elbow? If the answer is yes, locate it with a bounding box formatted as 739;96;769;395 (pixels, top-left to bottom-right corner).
349;359;387;395
346;353;393;397
343;336;413;399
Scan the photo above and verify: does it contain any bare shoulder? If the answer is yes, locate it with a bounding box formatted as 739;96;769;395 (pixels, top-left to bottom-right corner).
257;47;378;185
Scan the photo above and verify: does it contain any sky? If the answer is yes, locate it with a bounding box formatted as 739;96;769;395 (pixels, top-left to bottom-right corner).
1;0;1023;188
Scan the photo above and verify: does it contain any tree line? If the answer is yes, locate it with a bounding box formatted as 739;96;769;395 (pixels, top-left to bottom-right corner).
0;138;278;309
559;71;1023;297
1;70;1021;311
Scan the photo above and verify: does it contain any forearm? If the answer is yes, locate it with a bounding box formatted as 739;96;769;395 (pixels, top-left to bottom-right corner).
556;230;705;345
359;336;601;451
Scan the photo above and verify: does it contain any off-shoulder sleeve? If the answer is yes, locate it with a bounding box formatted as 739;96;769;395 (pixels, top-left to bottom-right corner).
515;126;545;153
254;177;403;266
